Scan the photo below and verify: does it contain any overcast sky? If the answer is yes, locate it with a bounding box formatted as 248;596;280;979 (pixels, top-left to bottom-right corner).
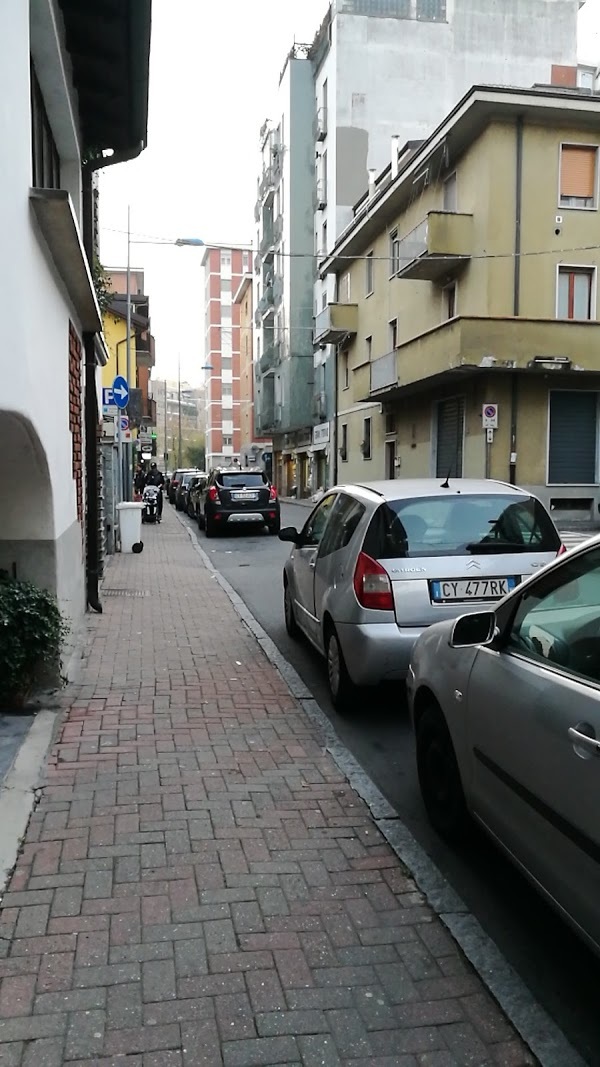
99;0;600;388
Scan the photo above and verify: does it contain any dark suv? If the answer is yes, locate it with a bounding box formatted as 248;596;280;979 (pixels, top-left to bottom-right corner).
199;468;280;537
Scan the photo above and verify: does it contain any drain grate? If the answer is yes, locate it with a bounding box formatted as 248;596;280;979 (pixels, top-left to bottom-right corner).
102;589;150;598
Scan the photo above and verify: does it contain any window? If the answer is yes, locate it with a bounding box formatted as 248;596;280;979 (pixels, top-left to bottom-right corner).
243;251;251;271
362;417;372;460
339;272;351;303
301;494;337;547
221;250;232;268
366;252;374;295
222;383;232;396
444;283;457;319
319;494;366;558
436;397;464;478
219;472;266;487
389;319;398;350
443;172;457;212
221;279;232;292
560;145;597;209
322;221;328;257
507;547;600;685
30;63;60;189
548;391;598;484
341;423;348;461
557;267;594;320
363;494;560;561
417;0;446;20
366;336;372;362
390;231;400;276
342;351;349;390
222;436;233;447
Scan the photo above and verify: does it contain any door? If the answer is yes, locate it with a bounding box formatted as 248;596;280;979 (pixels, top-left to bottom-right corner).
548;390;597;484
385;440;396;479
465;546;600;949
436;397;464;478
313;494;367;645
290;494;337;642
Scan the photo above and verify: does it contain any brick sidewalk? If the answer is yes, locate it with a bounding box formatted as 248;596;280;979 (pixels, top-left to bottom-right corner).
0;507;536;1067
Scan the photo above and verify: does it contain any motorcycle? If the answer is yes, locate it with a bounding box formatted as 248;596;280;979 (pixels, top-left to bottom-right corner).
141;484;160;524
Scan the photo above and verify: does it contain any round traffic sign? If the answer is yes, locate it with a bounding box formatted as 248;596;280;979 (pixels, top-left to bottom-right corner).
484;405;497;418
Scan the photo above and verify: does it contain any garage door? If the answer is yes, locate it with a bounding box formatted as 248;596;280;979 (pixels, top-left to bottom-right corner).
549;391;597;484
436;397;464;478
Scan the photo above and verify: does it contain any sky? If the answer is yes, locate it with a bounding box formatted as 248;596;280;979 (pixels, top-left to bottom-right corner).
99;0;600;388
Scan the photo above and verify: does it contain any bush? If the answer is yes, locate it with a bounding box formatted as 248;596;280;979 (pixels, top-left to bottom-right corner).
0;574;68;706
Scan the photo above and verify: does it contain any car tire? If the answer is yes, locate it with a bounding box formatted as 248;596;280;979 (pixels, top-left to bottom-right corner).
268;520;281;535
326;625;357;713
198;510;205;530
284;582;300;639
416;704;470;842
205;515;216;538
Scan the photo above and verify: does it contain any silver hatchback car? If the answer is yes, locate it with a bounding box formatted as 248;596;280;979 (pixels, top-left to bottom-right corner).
279;478;563;710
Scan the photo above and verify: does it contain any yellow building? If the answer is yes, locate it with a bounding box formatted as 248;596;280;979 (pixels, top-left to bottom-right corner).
101;310;132;388
318;84;600;526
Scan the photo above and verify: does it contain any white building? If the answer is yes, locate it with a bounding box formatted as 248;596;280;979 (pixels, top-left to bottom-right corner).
255;0;583;495
0;0;150;632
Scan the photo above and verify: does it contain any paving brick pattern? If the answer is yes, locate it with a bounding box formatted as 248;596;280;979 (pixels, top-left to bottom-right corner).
0;509;537;1066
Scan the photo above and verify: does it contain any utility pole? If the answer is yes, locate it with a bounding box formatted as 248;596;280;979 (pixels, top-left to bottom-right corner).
178;355;182;468
163;378;168;470
125;204;132;498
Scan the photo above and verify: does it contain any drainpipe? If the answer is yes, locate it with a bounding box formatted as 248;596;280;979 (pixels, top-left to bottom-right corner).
81;145;145;613
332;345;339;486
509;117;524;486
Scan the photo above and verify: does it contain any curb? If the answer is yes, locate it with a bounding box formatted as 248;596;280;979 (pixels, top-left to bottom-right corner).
177;511;585;1067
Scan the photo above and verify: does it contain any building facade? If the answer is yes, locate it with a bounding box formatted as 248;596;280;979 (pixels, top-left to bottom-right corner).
255;0;582;495
234;274;272;470
152;379;205;471
0;0;150;629
203;246;253;469
320;84;600;526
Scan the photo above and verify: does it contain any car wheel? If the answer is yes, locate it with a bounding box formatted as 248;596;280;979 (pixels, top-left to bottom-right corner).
326;625;357;713
284;582;300;639
416;704;470;842
198;510;205;530
268;519;281;535
205;515;216;538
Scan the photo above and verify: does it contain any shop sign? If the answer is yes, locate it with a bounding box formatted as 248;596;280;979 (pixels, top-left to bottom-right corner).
312;422;330;445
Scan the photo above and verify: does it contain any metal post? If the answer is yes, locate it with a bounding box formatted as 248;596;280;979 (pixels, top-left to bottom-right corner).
178;356;182;467
163;378;168;470
125;204;132;499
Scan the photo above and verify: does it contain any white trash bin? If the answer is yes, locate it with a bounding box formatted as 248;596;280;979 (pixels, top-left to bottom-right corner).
117;502;144;553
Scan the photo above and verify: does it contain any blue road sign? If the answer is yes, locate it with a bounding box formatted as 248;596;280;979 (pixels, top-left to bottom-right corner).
102;387;114;407
112;375;129;410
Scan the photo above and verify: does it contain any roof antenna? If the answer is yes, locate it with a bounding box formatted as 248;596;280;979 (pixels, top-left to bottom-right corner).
440;466;452;489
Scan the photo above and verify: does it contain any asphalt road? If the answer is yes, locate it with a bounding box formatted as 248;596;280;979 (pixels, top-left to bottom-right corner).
179;499;600;1066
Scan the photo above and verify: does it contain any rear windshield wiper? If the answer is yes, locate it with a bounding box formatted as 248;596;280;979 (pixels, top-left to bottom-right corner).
466;540;529;553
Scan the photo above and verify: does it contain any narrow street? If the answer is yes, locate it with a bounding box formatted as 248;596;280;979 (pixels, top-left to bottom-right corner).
180;500;600;1067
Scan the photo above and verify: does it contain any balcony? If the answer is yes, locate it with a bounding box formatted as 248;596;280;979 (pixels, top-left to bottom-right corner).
314;303;358;345
360;315;600;401
260;342;281;375
273;275;284;305
395;212;473;281
312;391;328;420
257;285;275;318
314;106;327;142
260;227;275;256
259;164;276;201
254;252;261;274
257;400;281;432
135;333;155;369
273;213;283;243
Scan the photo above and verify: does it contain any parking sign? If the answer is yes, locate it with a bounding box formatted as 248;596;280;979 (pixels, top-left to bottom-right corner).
482;404;498;429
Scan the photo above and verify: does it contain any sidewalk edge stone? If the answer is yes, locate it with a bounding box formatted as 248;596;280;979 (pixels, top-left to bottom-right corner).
177;511;586;1067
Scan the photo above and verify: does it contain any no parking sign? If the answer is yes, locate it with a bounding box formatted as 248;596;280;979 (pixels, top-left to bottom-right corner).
482;403;498;429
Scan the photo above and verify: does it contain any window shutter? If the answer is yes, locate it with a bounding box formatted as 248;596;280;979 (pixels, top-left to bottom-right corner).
561;145;596;198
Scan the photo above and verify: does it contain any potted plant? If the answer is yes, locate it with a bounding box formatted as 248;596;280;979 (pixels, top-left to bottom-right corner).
0;573;68;709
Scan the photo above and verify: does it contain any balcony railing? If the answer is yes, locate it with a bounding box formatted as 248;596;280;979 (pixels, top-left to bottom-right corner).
257;401;281;431
273;213;283;243
312;391;328;420
315;179;327;210
260;342;281;375
395;211;473;281
259;164;276;201
260;227;275;256
314;303;358;345
257;285;275;318
273;275;284;305
370;350;397;393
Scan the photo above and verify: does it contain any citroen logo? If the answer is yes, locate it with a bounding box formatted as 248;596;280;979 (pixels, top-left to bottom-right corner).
467;560;481;571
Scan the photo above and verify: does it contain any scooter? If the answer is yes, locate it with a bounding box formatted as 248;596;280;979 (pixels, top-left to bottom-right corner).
141;484;160;524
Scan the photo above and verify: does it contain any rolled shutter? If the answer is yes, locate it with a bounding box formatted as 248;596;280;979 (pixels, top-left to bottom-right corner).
561;145;596;199
436;397;464;478
549;391;597;484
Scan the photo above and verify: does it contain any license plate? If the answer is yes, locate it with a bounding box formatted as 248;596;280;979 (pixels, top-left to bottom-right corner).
232;491;259;502
430;577;517;602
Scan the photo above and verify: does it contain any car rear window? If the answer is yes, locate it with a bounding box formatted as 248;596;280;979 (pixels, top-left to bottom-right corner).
218;473;267;488
363;494;560;559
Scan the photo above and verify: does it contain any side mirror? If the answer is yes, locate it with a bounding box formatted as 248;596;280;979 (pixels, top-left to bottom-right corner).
450;611;497;649
278;526;300;544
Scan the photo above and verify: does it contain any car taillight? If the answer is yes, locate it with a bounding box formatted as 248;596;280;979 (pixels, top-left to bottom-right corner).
353;552;394;611
269;485;278;501
208;486;220;503
557;544;567;556
172;480;179;489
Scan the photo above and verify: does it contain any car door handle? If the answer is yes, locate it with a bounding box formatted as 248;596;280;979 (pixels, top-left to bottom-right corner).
568;726;600;757
309;560;316;569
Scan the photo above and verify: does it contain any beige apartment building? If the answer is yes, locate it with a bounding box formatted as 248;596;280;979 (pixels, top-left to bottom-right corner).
233;273;272;470
317;83;600;526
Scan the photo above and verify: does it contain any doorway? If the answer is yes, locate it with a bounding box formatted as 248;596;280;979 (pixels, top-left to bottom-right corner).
385;439;396;480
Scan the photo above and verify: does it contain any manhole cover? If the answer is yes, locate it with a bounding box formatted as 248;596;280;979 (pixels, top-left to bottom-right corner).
102;589;149;598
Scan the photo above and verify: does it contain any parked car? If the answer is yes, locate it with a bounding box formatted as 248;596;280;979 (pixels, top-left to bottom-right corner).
187;474;208;520
197;468;280;537
169;468;196;506
279;479;563;710
175;470;201;511
407;534;600;956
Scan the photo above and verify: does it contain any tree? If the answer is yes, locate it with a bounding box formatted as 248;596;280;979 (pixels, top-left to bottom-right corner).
185;435;206;470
